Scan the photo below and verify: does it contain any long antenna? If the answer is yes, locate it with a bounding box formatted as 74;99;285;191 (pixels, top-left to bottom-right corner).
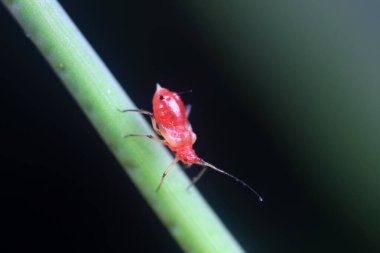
176;89;193;95
198;159;263;202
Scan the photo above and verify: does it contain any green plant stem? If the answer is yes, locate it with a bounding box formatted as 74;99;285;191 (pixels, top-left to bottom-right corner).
1;1;246;252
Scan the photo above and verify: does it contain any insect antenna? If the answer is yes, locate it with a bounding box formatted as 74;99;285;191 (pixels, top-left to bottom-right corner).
197;159;263;202
176;89;193;95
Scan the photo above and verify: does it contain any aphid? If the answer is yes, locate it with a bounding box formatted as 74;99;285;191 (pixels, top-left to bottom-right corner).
121;84;263;201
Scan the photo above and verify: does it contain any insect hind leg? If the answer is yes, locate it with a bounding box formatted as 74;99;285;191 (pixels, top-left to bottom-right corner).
156;158;179;192
187;167;207;191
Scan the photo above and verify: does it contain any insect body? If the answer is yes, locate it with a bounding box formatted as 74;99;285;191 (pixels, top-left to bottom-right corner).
121;84;263;201
153;85;199;165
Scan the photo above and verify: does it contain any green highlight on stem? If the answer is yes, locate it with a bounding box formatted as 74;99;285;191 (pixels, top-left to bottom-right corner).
1;1;247;252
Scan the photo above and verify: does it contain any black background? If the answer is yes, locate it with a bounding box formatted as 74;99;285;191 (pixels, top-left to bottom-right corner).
0;1;371;252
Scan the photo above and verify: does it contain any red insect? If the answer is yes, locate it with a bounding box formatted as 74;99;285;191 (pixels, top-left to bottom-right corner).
121;84;263;201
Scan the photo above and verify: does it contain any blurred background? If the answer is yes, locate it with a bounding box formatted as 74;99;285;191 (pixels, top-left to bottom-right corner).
1;1;380;252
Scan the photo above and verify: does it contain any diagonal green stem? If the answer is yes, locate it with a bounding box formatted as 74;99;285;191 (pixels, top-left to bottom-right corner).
1;1;246;252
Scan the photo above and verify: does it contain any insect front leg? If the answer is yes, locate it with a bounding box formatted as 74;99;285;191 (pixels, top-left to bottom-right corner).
118;108;153;116
119;108;162;136
185;104;192;118
150;117;161;135
125;134;167;144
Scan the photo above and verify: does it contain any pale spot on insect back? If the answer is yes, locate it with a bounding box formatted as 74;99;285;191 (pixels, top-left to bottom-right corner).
168;98;181;117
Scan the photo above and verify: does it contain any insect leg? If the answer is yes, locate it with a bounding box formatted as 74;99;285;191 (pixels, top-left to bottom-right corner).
118;108;153;116
125;134;166;144
186;167;207;191
150;117;161;135
185;104;192;118
119;108;162;136
156;158;179;192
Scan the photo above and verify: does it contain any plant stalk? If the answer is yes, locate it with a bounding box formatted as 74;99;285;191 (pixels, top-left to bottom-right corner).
1;1;246;252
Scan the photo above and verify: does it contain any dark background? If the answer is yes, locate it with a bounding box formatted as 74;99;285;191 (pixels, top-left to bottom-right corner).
1;1;379;252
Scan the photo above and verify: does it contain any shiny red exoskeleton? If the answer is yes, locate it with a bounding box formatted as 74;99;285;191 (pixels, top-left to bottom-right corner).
121;84;263;201
152;84;199;165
